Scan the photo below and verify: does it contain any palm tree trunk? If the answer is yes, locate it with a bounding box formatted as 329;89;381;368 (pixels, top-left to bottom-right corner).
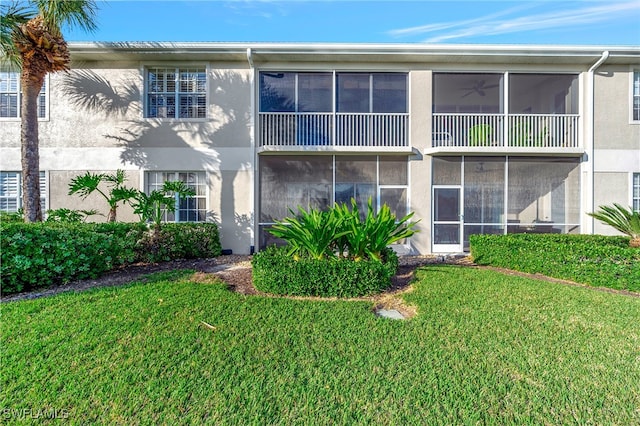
21;72;44;222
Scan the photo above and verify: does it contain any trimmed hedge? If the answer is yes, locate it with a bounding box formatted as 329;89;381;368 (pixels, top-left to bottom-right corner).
469;234;640;292
135;223;222;263
1;223;121;294
1;222;221;295
252;245;399;297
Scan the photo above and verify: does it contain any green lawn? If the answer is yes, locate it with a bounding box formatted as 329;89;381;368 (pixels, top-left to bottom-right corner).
2;266;639;424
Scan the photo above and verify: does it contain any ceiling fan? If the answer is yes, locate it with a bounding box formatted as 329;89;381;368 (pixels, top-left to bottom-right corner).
460;80;499;98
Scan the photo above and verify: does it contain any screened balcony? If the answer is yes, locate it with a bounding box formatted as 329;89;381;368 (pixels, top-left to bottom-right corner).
430;73;581;153
258;71;409;150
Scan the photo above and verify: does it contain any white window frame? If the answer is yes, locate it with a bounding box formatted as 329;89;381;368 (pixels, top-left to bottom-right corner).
633;172;640;213
631;69;640;124
144;171;208;222
0;171;47;212
144;66;208;120
0;70;48;121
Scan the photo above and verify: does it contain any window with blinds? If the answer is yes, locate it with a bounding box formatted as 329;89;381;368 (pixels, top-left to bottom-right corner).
146;68;206;119
145;171;207;222
0;171;46;212
633;71;640;122
633;173;640;213
0;71;47;119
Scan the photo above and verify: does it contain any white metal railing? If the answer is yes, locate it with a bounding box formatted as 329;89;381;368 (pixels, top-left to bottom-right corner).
259;112;409;148
432;114;504;147
432;113;579;149
507;114;579;148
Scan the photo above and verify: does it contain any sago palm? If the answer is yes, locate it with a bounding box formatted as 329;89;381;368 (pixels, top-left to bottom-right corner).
588;204;640;248
1;0;98;222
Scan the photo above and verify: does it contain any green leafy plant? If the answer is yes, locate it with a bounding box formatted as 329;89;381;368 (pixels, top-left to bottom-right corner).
336;198;418;262
268;198;418;263
45;208;100;223
130;181;196;230
68;170;138;222
0;209;24;223
0;221;221;295
468;124;492;147
135;223;222;263
252;245;398;297
588;203;640;248
268;206;348;260
0;222;119;294
470;234;640;292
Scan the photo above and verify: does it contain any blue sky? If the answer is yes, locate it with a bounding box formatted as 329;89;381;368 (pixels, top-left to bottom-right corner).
63;0;640;45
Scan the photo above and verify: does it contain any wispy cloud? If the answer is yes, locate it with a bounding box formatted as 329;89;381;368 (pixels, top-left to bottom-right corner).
388;1;640;43
223;0;288;20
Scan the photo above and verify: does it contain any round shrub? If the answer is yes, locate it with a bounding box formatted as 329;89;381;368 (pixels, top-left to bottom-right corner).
252;246;398;297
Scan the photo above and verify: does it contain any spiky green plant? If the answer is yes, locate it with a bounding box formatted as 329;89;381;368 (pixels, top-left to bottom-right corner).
269;198;419;262
337;198;418;262
588;203;640;248
268;206;348;260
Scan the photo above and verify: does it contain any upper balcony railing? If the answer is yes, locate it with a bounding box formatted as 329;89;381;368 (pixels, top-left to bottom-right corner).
259;112;409;148
432;113;580;149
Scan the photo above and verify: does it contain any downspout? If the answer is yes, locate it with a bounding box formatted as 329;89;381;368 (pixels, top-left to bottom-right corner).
586;50;609;234
246;47;254;69
247;47;257;254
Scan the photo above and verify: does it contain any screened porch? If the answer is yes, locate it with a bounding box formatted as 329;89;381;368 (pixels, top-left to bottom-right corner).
431;73;581;151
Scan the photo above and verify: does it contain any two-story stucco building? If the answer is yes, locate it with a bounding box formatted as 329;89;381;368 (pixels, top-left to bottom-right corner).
1;42;639;254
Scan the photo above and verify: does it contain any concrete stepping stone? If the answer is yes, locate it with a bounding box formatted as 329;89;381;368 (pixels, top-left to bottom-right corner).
376;309;405;320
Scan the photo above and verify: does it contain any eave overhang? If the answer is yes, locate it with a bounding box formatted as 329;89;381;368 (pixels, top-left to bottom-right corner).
68;42;640;66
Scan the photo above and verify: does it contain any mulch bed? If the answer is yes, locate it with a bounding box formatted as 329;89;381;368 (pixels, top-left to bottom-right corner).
3;254;637;302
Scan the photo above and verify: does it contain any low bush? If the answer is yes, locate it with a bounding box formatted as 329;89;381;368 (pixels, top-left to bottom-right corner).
469;234;640;292
252;245;398;297
1;223;120;294
135;223;222;263
91;222;149;265
0;222;221;295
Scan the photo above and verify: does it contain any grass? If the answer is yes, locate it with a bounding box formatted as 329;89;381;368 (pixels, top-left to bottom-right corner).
2;266;639;424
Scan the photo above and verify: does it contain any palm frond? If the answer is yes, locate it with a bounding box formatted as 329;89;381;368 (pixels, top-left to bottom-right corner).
588;203;640;239
0;2;34;68
32;0;98;36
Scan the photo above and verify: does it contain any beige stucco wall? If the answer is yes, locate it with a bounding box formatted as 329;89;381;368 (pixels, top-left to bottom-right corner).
48;170;139;222
408;70;432;254
0;63;255;254
593;172;631;236
593;65;640;151
590;65;639;236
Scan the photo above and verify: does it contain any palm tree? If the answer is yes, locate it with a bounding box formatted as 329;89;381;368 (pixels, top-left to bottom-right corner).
588;204;640;248
1;0;98;222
